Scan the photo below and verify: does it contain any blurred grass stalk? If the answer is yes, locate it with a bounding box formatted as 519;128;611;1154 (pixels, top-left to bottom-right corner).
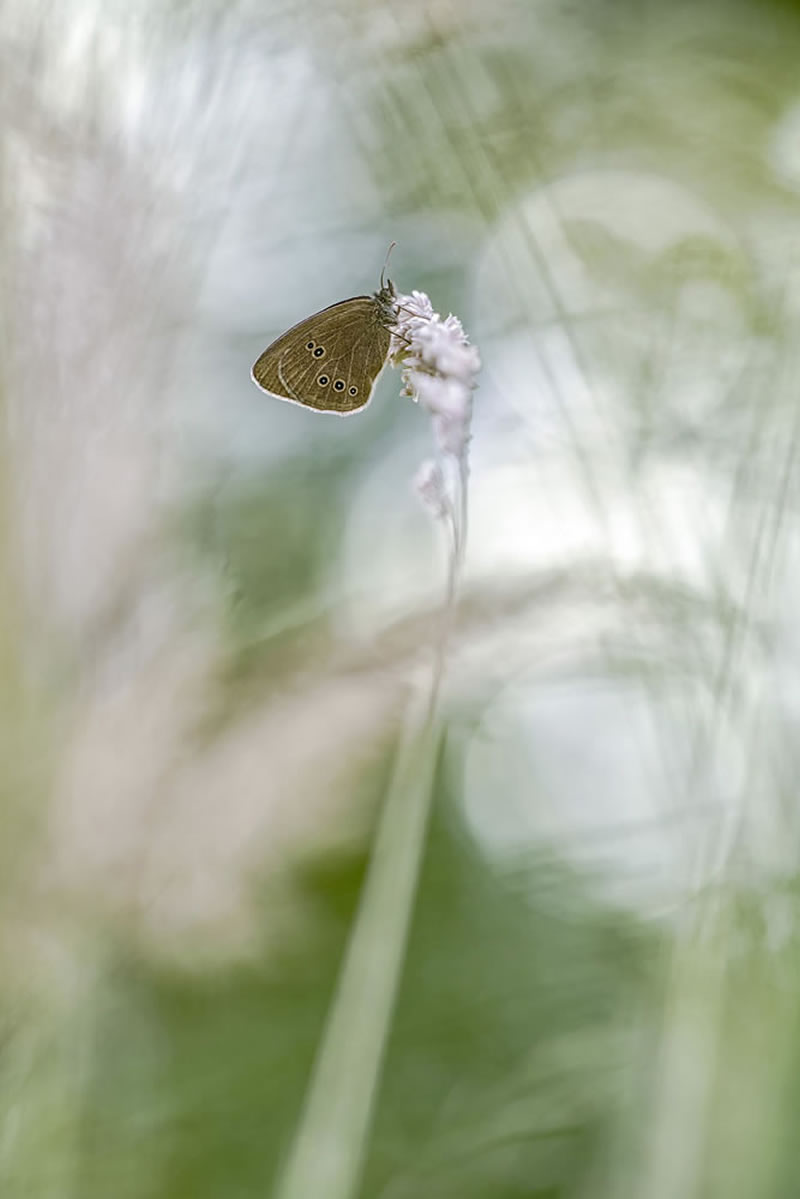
273;686;443;1199
637;908;796;1199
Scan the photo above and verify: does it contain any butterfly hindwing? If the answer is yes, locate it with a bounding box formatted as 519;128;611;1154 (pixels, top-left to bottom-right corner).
251;296;392;415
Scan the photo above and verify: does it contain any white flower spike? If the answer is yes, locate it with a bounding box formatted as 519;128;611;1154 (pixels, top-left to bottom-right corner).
390;288;480;564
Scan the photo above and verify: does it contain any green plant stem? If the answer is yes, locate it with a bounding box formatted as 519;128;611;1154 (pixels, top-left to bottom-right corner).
272;689;443;1199
273;454;467;1199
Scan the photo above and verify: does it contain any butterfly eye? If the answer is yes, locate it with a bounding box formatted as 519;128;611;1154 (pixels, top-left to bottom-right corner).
306;341;315;351
333;380;345;392
318;375;329;386
349;386;358;396
313;346;325;358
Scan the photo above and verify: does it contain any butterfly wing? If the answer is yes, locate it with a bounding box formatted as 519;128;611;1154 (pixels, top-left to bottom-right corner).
251;296;391;415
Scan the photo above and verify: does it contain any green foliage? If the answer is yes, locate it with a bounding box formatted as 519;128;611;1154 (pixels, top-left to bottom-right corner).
5;776;657;1199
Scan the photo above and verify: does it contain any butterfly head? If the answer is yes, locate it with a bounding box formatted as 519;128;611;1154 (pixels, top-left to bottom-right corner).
373;278;399;327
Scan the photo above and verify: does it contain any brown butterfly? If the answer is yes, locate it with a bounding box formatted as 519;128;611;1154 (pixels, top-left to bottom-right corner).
251;263;398;417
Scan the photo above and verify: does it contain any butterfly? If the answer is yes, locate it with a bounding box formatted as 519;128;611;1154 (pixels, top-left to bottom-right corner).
251;264;398;417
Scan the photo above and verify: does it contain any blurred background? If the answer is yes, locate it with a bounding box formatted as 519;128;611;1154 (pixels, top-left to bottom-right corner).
4;0;800;1195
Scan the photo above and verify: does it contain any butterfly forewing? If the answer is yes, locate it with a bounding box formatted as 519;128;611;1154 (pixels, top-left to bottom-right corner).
251;295;392;415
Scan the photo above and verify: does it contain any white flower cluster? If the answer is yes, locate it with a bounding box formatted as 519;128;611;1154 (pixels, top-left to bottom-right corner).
390;290;480;522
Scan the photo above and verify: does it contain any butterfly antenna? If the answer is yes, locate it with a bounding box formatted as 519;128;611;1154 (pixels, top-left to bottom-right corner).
381;241;397;289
